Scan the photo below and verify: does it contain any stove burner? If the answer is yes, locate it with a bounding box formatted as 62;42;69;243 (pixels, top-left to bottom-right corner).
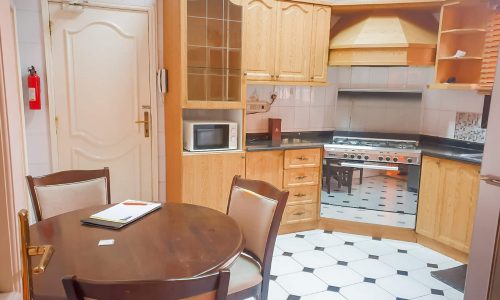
332;137;418;150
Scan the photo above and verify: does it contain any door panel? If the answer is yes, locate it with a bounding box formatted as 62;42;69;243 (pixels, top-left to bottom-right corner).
49;4;153;202
275;2;313;82
416;156;441;238
245;150;283;188
309;5;331;82
242;0;277;80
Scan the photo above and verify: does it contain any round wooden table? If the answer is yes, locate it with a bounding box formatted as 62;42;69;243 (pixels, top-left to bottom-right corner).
30;203;244;300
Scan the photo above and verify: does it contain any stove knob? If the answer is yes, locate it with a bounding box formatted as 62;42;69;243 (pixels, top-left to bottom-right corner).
343;153;348;158
386;156;391;162
407;158;413;163
364;155;370;160
350;154;356;159
393;157;398;162
357;155;362;159
378;156;384;161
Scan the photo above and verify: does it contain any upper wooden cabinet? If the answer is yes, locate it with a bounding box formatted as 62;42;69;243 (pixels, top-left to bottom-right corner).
242;0;277;81
416;156;480;254
185;0;244;108
242;0;331;84
275;2;313;82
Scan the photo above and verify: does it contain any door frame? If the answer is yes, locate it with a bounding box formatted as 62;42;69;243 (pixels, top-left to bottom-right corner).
41;0;160;201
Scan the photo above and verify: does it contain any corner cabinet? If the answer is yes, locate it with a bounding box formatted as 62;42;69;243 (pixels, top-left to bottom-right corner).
242;0;331;84
182;152;246;213
416;156;480;254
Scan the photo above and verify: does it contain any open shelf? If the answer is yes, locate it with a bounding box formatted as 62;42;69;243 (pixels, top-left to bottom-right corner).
441;28;486;35
438;56;483;61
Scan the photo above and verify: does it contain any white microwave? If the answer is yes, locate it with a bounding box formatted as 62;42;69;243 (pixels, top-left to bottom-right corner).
183;120;238;152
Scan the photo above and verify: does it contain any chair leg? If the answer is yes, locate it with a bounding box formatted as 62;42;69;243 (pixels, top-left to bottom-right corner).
359;168;363;184
347;169;353;194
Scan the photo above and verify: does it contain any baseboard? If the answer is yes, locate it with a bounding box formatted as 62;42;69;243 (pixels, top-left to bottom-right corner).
416;234;469;264
279;221;319;234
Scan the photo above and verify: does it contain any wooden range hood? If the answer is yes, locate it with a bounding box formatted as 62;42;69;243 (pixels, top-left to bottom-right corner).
329;11;439;66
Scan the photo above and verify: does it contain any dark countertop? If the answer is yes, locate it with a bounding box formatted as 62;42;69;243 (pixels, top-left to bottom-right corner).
245;132;484;165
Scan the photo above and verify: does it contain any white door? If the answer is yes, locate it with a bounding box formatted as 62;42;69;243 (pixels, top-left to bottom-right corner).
49;3;154;203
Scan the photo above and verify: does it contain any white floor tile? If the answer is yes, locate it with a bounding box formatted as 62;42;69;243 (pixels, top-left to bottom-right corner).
443;288;464;300
409;268;456;290
379;252;427;271
301;291;347;300
348;259;397;279
292;250;338;269
408;247;455;265
270;256;303;276
325;245;369;262
314;265;364;287
331;232;371;243
277;233;296;240
305;233;345;248
299;229;324;236
267;281;289;300
382;238;423;251
377;275;431;299
276;237;315;253
414;295;449;300
273;246;283;257
436;261;463;271
276;272;328;296
340;282;394;300
354;240;397;256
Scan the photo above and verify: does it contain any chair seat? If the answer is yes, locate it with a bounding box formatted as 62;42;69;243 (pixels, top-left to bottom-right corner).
228;255;263;295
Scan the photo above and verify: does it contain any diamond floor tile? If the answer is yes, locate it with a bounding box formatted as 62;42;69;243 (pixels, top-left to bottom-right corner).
276;272;328;296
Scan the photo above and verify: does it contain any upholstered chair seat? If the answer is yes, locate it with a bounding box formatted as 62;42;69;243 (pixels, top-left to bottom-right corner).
228;255;263;295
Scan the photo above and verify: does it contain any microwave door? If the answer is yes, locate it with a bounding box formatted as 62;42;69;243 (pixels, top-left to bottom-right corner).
194;125;229;150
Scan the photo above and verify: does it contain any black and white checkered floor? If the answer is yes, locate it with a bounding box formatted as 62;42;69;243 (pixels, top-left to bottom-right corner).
265;230;464;300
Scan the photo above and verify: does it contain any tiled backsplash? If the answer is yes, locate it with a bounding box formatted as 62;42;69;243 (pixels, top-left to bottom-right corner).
454;112;487;143
245;80;337;133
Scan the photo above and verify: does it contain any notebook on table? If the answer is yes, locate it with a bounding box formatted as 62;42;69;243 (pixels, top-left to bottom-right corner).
81;200;162;229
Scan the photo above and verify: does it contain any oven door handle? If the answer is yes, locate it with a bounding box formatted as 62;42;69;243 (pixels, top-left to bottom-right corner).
340;162;399;171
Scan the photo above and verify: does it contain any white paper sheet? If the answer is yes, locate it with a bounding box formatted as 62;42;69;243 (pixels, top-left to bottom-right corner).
90;200;161;223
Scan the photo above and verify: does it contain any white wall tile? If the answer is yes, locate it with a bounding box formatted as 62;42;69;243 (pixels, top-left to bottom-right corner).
351;67;371;88
369;67;388;88
294;106;310;131
336;67;351;88
387;67;408;89
309;106;326;130
310;87;326;106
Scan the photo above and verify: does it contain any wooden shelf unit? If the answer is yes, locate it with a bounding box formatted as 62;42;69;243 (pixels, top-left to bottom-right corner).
432;2;491;90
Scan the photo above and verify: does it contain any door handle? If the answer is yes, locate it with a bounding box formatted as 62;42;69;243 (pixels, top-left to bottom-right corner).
481;175;500;187
135;111;150;138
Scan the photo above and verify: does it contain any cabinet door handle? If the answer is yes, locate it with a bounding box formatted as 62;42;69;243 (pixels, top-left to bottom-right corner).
293;211;305;216
294;193;307;197
481;175;500;187
276;74;280;79
297;156;308;161
243;72;247;76
296;175;307;180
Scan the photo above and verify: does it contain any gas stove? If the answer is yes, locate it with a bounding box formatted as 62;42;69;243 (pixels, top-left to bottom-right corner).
324;136;422;165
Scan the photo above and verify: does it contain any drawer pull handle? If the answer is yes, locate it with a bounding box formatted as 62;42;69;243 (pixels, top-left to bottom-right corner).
296;176;307;180
294;193;307;197
293;212;305;216
297;156;308;161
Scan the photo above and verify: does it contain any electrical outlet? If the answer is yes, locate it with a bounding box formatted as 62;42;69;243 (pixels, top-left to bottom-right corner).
246;101;271;114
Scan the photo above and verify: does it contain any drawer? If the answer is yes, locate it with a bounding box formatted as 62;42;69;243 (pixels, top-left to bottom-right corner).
287;186;318;205
284;149;321;169
282;203;317;224
283;168;319;187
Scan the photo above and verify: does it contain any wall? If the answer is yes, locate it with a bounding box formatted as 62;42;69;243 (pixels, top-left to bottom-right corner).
246;66;487;142
13;0;166;201
245;70;337;133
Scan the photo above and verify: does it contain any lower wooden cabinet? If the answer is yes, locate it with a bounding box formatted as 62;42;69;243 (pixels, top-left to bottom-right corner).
182;152;246;213
416;156;480;254
245;148;321;230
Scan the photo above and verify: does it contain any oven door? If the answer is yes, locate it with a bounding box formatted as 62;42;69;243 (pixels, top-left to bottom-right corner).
192;124;229;150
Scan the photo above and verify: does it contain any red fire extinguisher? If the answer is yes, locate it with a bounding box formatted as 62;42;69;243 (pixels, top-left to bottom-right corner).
27;66;41;110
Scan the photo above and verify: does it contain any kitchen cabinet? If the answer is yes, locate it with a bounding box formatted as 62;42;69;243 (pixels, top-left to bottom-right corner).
242;0;277;81
242;0;330;84
182;152;246;213
416;156;480;254
244;148;322;231
245;150;284;188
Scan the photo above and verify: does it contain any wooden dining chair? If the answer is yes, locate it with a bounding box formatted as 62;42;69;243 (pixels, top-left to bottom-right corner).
62;269;230;300
225;176;289;300
18;209;54;300
26;168;111;221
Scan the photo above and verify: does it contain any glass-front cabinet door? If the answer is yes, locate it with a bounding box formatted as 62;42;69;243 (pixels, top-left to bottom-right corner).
186;0;243;108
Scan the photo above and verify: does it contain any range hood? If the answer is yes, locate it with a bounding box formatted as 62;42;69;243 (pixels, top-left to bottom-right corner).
329;11;439;66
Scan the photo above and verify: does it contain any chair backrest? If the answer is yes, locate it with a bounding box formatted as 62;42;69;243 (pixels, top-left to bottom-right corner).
18;210;54;300
226;176;288;291
26;168;111;221
62;269;230;300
